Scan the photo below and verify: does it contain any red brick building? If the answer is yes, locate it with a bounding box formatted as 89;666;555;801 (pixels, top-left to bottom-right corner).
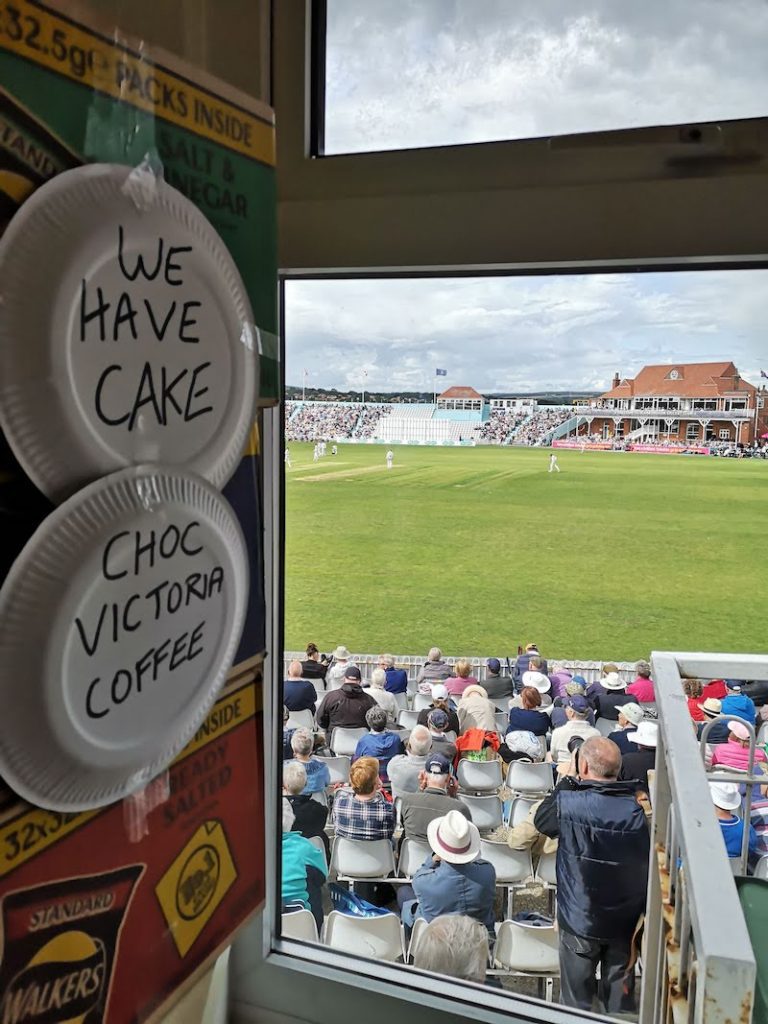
582;361;767;445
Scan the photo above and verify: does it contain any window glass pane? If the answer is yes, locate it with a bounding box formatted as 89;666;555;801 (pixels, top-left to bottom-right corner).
324;0;768;153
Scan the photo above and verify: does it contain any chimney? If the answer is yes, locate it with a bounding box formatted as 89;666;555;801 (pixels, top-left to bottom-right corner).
612;372;620;389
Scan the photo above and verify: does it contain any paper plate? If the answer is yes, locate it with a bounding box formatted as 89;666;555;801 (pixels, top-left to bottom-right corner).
0;163;257;502
0;466;248;811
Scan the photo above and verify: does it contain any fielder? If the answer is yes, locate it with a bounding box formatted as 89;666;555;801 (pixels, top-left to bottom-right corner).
386;449;394;469
548;452;561;473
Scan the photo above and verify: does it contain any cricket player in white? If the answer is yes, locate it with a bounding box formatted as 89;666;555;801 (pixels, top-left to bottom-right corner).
284;447;292;468
548;452;560;473
386;450;394;469
313;444;319;462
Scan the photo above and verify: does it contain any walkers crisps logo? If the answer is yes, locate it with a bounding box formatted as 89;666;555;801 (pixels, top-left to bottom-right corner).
0;866;143;1024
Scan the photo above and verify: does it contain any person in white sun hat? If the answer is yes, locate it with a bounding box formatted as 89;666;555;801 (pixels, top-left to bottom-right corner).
519;669;553;708
397;809;496;938
618;721;658;791
607;703;645;756
325;645;354;690
710;781;759;861
594;671;635;722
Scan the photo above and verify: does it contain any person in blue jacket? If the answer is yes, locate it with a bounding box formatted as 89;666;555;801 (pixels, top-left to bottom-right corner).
354;705;405;784
711;780;759;861
380;653;408;694
720;680;757;726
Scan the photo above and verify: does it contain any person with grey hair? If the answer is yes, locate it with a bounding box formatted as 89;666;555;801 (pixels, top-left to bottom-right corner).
388;725;433;797
353;705;404;785
627;660;656;704
416;647;452;690
283;760;329;855
282;770;328;929
378;652;408;695
366;667;399;725
412;915;488;983
534;736;650;1014
289;728;330;793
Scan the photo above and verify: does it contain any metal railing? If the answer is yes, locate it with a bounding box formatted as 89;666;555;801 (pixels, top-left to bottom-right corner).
641;652;766;1024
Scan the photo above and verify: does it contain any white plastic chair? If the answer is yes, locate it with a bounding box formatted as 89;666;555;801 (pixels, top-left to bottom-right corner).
506;760;554;796
306;834;329;872
330;727;368;757
413;693;433;712
286;709;315;731
758;722;768;747
480;841;533;917
754;854;768;880
331;837;396;880
535;849;558;887
393;692;408;713
398;838;432;878
457;758;503;794
507;796;537;828
493;919;560;1000
495;711;509;734
398;710;420;730
406;916;429;963
322;911;405;962
281;908;319;942
460;794;503;833
315;755;350;787
596;718;620;737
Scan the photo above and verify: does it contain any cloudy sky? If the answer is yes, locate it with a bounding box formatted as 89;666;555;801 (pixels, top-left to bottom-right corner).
324;0;768;152
285;2;768;395
286;270;768;394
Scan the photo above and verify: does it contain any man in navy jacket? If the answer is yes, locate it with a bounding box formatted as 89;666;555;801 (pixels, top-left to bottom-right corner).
534;736;649;1014
380;653;408;694
283;660;317;714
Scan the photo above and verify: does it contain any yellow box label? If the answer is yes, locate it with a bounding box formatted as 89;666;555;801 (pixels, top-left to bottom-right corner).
0;809;98;878
154;819;237;957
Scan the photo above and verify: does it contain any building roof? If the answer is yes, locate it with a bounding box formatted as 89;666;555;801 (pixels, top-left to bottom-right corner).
438;386;483;400
600;362;756;400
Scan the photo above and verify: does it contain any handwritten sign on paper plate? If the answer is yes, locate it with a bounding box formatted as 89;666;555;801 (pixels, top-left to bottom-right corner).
0;164;257;502
0;466;248;811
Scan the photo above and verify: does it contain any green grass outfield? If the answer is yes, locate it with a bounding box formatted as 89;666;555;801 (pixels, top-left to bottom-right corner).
284;442;767;661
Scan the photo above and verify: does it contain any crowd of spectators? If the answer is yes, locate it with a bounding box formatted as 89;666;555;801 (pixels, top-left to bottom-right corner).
478;409;529;443
285;401;391;441
510;407;574;446
280;641;767;1011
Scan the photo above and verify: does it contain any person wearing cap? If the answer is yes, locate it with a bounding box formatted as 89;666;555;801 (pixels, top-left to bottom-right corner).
607;703;645;755
710;781;759;860
300;643;328;687
416;684;460;736
366;667;399;726
550;680;597;729
425;709;458;761
388;726;434;798
514;644;548;687
416;647;452;689
457;684;497;734
399;752;471;843
445;658;479;698
353;706;405;785
325;645;355;690
711;720;767;771
549;696;600;764
508;686;551;737
594;672;635;722
720;680;757;726
283;660;317;714
378;653;408;695
618;721;659;791
534;737;650;1013
483;658;514;702
316;665;377;736
627;660;655;704
398;810;496;939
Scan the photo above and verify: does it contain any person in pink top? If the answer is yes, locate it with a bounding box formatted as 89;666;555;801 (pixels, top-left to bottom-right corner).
444;658;478;698
626;660;655;703
711;721;767;771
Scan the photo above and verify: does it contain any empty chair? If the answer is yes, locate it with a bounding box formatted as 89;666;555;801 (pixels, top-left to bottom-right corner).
413;693;433;712
398;710;420;730
507;796;537;828
398;838;432;878
281;908;319;942
457;758;503;794
506;760;554;797
322;911;405;962
286;708;314;731
460;794;503;833
595;718;620;737
306;834;329;872
393;692;409;713
494;711;508;734
330;727;368;757
535;849;558;887
406;916;429;963
314;755;350;786
493;919;560;1000
331;837;396;880
480;840;533;917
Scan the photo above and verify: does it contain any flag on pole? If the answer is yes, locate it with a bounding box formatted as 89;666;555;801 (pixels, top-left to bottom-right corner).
303;368;309;376
435;368;447;376
761;369;768;379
